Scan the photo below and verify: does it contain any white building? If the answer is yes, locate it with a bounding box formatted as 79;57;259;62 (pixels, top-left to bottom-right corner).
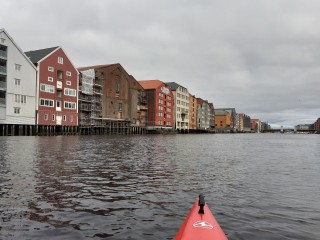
166;82;189;132
0;29;37;134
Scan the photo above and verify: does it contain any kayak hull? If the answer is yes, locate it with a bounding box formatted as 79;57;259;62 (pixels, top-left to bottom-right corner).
175;198;228;240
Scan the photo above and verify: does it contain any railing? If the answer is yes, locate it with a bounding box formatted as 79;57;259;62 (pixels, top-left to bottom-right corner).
0;97;5;105
0;66;7;74
0;81;6;89
0;50;7;59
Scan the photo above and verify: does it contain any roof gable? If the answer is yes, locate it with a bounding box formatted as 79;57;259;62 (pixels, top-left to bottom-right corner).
25;46;59;64
0;29;37;71
138;80;163;90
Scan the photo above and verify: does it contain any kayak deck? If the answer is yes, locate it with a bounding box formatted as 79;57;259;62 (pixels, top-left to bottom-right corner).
175;195;228;240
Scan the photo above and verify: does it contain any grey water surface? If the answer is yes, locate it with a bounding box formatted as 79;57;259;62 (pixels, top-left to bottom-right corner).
0;134;319;240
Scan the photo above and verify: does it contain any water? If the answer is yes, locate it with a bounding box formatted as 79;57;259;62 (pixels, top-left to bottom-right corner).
0;134;319;239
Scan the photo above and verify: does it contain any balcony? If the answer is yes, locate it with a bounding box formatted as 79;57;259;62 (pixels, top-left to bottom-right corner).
0;81;6;90
0;50;7;60
0;66;6;75
0;97;5;105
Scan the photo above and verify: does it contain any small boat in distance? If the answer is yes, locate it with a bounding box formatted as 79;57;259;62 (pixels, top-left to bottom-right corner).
175;194;228;240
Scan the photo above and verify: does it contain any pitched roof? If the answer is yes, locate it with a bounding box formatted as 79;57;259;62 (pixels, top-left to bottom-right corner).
214;109;228;116
138;80;163;90
165;82;181;91
0;29;37;70
25;46;59;64
78;64;117;72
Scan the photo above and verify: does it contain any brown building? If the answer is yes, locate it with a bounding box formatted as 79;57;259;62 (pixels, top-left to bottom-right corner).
315;118;320;133
78;64;147;133
208;103;215;131
189;94;197;131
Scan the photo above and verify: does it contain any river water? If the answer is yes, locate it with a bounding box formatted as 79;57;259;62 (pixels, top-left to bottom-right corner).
0;134;319;240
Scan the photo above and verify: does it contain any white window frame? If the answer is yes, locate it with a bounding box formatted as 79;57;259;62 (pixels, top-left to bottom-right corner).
15;78;21;86
15;64;21;71
48;66;54;72
64;101;76;109
66;71;72;76
39;98;54;107
48;77;53;82
14;107;20;114
44;114;48;121
66;81;71;85
63;115;66;121
52;114;55;121
64;88;76;97
40;84;55;93
58;57;63;64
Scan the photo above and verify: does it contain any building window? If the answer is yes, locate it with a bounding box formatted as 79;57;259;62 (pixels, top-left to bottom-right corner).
63;115;66;121
115;83;120;93
14;107;20;114
70;116;73;122
58;57;63;64
15;78;21;85
57;70;63;79
48;77;53;82
118;102;122;111
40;84;55;93
66;81;71;85
52;114;55;121
1;38;5;44
15;64;21;71
48;66;54;72
44;114;48;120
64;101;76;109
40;98;54;107
21;95;27;103
66;71;71;76
64;88;76;96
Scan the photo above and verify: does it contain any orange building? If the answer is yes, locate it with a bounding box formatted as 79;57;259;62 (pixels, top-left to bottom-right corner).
214;109;231;133
139;80;174;130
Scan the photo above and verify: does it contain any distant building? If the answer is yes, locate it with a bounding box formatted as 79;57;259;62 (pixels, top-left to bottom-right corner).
215;108;237;132
196;98;210;130
261;121;271;132
139;80;174;130
214;109;232;133
188;94;197;131
0;29;37;135
315;118;320;133
237;113;251;132
79;64;147;133
295;124;312;131
208;103;215;131
166;82;189;133
25;46;79;131
250;119;261;132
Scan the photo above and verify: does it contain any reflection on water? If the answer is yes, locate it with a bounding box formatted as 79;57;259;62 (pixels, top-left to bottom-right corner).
0;134;320;239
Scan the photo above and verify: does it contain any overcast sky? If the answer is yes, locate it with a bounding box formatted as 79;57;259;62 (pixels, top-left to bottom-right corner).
1;0;319;127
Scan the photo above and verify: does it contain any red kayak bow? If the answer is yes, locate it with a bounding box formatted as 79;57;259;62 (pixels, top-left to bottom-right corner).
175;194;228;240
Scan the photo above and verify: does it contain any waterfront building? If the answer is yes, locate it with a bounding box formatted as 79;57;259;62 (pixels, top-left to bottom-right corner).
196;98;210;131
214;109;232;133
215;108;237;132
261;121;271;132
250;119;261;132
78;64;147;134
139;80;174;131
315;118;320;133
294;124;312;131
237;113;251;132
208;103;215;131
0;29;37;136
166;82;189;133
25;46;79;133
188;94;197;131
77;68;103;134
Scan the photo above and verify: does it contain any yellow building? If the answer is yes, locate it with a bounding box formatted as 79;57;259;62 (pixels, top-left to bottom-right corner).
189;94;197;130
214;110;231;133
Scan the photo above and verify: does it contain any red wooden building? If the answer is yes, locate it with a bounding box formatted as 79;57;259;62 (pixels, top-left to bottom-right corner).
25;47;78;128
139;80;174;130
